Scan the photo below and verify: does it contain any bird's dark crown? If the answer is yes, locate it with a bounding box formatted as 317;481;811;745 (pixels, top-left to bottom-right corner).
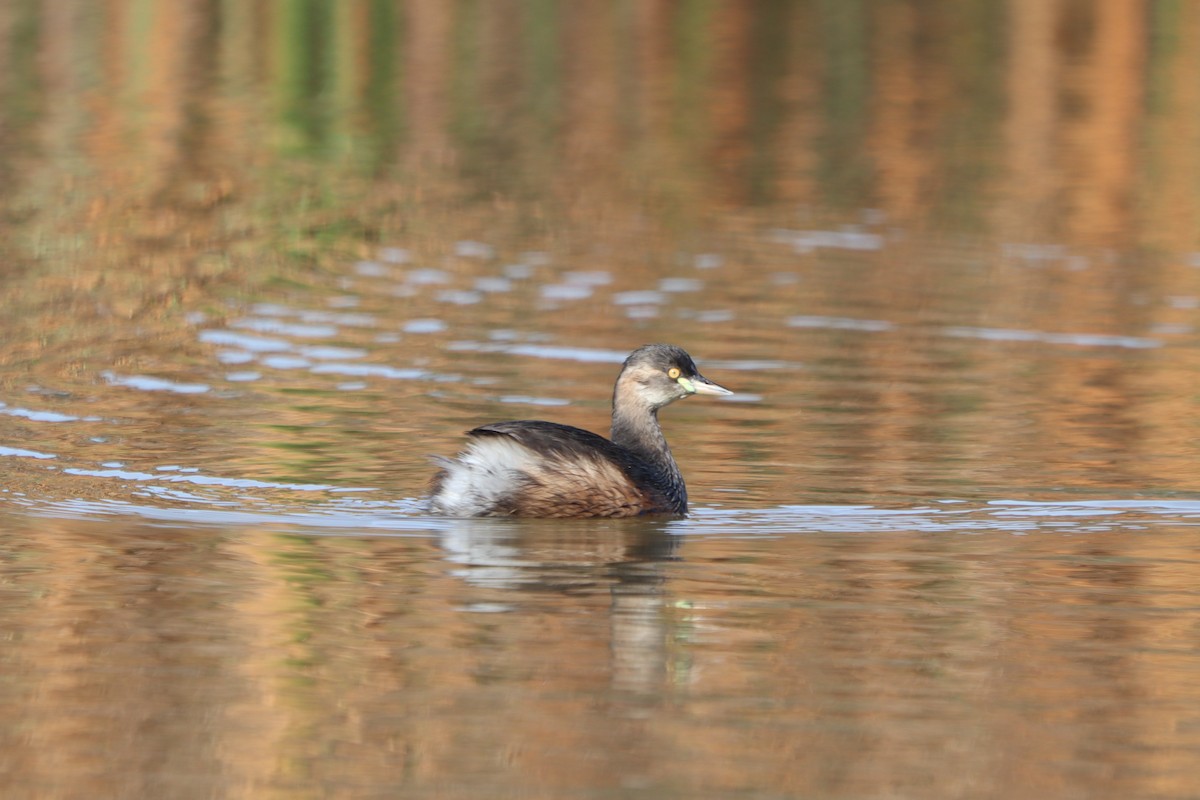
624;344;700;377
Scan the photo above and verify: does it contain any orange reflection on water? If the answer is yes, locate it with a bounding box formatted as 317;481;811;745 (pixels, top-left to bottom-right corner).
3;5;1200;798
1;515;1199;798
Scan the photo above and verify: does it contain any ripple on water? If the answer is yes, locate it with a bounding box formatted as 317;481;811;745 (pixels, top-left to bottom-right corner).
787;315;895;332
541;284;593;301
564;271;612;286
770;227;885;253
405;268;451;285
444;341;630;363
454;240;495;260
474;277;513;293
378;247;411;264
940;326;1161;349
61;466;375;493
297;310;377;328
506;344;630;363
101;371;211;394
245;304;379;327
199;330;291;352
229;318;339;338
689;500;1200;536
297;345;368;360
354;260;392;277
660;278;704;292
23;496;437;532
778;315;1160;348
0;403;100;423
503;263;535;280
498;395;571;407
612;290;665;305
403;319;447;334
436;290;484;305
16;491;1200;540
0;446;57;460
260;355;312;370
707;359;792;371
217;350;256;364
689;309;735;323
309;363;431;380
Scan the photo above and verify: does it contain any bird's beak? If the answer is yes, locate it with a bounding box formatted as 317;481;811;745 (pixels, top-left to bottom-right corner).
680;374;733;396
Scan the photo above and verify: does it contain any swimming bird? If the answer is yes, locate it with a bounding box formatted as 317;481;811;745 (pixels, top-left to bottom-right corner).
428;344;732;518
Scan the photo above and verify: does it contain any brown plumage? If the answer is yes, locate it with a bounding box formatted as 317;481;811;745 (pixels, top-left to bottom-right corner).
427;344;732;518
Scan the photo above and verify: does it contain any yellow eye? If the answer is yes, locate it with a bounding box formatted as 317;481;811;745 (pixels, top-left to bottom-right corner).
667;367;681;379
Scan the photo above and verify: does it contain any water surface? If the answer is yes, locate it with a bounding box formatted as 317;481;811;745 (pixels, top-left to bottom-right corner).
4;3;1200;798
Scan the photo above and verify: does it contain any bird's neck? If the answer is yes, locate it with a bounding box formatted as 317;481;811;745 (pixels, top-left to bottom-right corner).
611;403;686;508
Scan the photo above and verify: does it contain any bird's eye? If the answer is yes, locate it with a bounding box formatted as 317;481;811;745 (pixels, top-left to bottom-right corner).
667;367;681;379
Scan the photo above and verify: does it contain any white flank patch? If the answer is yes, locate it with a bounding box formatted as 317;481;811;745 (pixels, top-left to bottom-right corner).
429;437;538;516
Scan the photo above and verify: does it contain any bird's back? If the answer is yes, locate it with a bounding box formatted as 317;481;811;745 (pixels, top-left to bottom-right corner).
427;420;680;518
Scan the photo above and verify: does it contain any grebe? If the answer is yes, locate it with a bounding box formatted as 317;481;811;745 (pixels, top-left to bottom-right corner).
428;344;732;518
